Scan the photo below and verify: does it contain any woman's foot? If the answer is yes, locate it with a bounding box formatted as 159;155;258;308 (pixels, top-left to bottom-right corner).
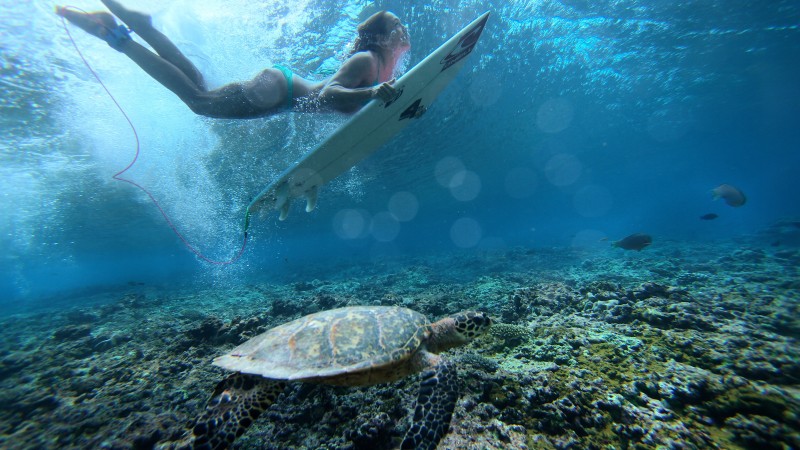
100;0;152;32
56;7;118;39
56;6;132;51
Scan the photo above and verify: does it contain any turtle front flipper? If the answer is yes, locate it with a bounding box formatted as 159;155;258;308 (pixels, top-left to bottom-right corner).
401;359;458;450
189;373;286;450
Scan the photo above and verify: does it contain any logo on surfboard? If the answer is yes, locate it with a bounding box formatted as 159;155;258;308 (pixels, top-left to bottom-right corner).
399;99;427;120
440;14;488;71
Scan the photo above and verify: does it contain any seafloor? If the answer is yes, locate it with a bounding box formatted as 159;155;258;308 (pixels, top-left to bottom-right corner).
1;222;798;449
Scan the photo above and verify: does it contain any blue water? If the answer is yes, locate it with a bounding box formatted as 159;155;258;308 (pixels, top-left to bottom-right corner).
1;0;798;305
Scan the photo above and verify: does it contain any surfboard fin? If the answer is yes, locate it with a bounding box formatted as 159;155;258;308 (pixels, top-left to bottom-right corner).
275;182;290;221
279;202;290;221
305;187;318;213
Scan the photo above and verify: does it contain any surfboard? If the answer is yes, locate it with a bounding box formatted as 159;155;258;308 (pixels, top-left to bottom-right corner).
248;12;490;221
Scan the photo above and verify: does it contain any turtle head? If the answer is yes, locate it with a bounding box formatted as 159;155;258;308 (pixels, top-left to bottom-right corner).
429;311;492;353
452;311;492;339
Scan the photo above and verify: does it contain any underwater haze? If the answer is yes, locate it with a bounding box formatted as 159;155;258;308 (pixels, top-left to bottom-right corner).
2;0;797;303
1;0;799;449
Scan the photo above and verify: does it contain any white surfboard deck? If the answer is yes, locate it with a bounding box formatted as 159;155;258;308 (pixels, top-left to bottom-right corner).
248;12;490;221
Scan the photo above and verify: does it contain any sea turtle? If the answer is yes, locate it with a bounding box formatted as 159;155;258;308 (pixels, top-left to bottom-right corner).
179;305;491;449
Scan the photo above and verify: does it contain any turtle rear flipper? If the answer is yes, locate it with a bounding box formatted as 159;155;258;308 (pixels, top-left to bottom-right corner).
190;373;286;450
401;359;458;450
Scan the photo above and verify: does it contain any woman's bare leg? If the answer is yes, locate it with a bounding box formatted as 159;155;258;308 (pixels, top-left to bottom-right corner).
56;8;203;102
57;6;295;118
100;0;206;90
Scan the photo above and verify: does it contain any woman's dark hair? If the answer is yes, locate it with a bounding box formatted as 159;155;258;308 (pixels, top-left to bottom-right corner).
350;11;391;55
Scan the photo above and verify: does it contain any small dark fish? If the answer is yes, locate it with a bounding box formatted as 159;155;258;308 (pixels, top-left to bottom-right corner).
712;184;746;207
613;233;652;251
700;213;719;220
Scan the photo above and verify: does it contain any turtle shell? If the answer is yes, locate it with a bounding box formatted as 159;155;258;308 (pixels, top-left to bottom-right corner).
213;306;430;383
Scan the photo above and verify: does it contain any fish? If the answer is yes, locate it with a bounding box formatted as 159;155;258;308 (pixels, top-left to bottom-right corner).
711;184;746;207
700;213;719;220
613;233;652;251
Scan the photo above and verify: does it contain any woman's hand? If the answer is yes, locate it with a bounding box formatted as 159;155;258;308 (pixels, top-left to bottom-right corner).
372;78;399;103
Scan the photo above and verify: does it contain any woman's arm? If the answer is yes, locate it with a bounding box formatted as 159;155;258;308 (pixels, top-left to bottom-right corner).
318;52;395;113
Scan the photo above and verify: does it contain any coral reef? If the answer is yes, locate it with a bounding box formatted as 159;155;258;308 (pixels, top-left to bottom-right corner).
0;237;798;449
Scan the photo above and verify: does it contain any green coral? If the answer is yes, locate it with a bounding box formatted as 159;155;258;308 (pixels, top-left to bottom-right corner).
489;323;533;349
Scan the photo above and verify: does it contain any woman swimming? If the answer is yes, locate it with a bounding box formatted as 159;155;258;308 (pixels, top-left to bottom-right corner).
56;1;411;119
